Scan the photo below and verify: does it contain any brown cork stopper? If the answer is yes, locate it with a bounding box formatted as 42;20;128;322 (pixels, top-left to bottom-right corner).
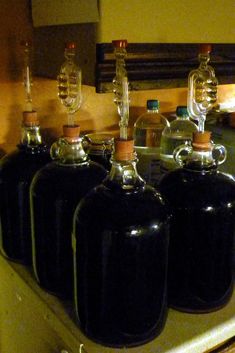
192;131;212;151
63;124;80;138
112;40;128;49
199;44;212;54
113;138;134;161
22;111;39;126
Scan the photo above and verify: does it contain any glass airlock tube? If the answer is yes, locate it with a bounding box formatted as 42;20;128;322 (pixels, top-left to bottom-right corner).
187;44;218;132
57;42;82;126
112;39;130;140
21;40;33;112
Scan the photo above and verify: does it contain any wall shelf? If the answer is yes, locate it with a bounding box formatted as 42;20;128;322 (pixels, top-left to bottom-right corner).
96;43;235;92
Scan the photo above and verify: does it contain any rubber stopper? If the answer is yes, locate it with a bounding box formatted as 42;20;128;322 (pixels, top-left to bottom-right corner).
22;111;39;126
113;138;134;161
65;41;76;49
192;131;212;151
112;40;128;48
63;124;80;138
199;44;212;54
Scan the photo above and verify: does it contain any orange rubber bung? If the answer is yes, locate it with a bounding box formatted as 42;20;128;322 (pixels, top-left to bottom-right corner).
199;44;212;54
63;124;80;139
23;111;39;126
65;41;76;50
113;138;134;161
112;40;128;49
192;131;212;151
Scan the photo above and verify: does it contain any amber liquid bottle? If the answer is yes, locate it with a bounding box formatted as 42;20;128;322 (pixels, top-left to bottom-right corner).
159;131;235;313
30;125;107;299
0;111;50;264
73;138;170;347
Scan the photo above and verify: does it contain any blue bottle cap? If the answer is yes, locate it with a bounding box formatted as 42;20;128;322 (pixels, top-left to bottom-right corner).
147;100;159;110
176;106;189;117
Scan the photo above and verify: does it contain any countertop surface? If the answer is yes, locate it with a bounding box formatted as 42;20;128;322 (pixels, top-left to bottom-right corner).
1;255;234;353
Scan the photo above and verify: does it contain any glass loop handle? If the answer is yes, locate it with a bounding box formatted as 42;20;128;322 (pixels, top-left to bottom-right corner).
173;144;193;166
50;138;68;160
212;143;227;165
173;143;227;166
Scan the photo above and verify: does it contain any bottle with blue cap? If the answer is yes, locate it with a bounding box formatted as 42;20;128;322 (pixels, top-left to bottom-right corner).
133;99;169;185
160;105;198;175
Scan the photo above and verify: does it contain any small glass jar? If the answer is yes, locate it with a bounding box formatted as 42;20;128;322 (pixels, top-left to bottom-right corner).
84;132;113;170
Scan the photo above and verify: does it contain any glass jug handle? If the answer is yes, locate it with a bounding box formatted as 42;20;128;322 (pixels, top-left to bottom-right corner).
212;143;227;165
173;144;193;167
50;138;67;160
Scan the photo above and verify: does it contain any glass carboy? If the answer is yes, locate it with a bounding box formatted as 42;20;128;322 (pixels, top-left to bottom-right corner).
30;125;107;299
0;111;50;264
73;138;170;347
159;131;235;313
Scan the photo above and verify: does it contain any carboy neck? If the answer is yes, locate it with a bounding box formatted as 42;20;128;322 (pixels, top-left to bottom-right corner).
107;138;144;190
50;124;88;165
21;111;42;147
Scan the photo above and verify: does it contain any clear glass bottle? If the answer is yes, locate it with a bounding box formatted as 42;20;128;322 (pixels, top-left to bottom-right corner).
83;132;114;171
57;42;82;125
0;111;50;264
30;125;107;299
133;99;169;186
187;44;218;132
160;106;198;174
73;138;170;347
159;131;235;313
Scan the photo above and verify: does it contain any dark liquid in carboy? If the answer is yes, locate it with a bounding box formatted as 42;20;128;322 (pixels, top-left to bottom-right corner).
159;162;235;312
31;161;107;299
74;180;169;347
0;144;50;264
